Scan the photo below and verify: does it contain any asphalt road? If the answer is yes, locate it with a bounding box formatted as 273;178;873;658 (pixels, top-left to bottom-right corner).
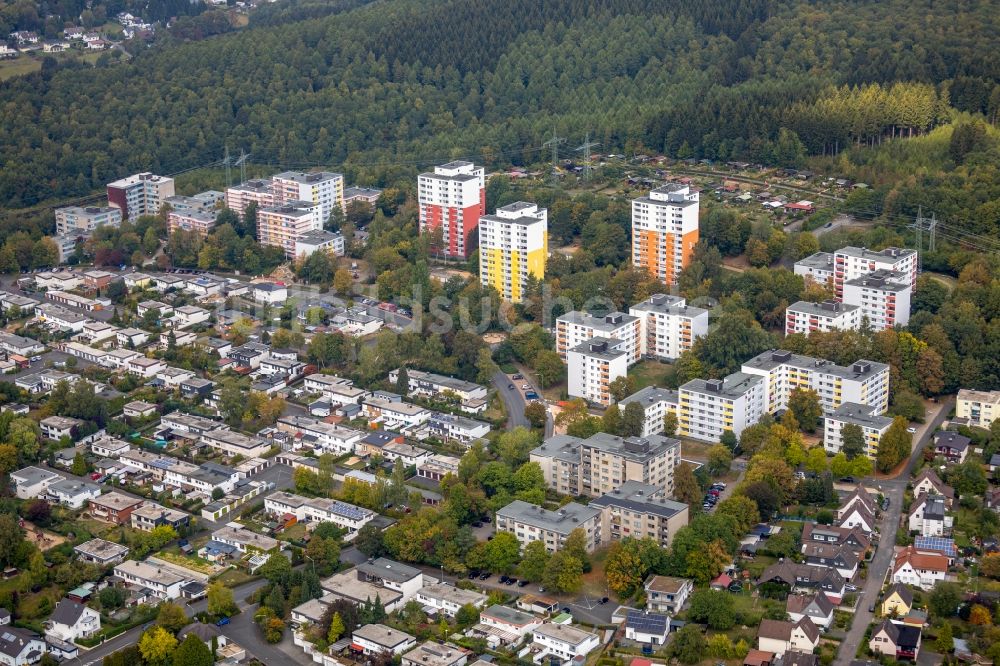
833;397;953;666
492;370;528;430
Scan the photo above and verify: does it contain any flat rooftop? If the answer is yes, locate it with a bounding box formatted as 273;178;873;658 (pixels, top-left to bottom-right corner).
681;372;763;399
497;500;600;533
742;349;889;381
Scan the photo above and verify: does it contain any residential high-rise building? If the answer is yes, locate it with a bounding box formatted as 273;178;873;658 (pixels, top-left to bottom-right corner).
567;337;629;407
271;171;344;226
785;300;862;336
823;402;893;459
495;500;602;554
417;161;485;259
590;481;689;548
678;373;766;443
842;269;912;330
478;202;547;302
740;350;890;415
55;206;122;235
556;311;640;363
530;432;681;498
257;201;322;258
631;184;699;285
793;252;835;287
617;386;679;438
167;210;217;237
225;179;276;217
629;293;709;361
106;173;175;221
833;246;917;299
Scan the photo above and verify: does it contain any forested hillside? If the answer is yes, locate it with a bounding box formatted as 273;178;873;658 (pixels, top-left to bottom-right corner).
1;0;998;210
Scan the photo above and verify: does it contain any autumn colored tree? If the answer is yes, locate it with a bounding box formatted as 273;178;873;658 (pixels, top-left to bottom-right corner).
970;604;992;626
605;540;647;597
685;539;729;584
673;461;701;507
138;626;177;666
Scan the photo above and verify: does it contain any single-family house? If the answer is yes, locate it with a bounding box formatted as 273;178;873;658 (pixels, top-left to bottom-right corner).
934;431;970;464
880;583;913;618
907;494;950;537
892;546;947;590
785;592;835;631
644;575;693;615
869;620;921;660
756;618;819;658
46;598;101;643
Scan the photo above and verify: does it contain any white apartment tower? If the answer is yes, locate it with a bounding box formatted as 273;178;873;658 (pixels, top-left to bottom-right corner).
740;350;890;415
107;173;175;221
257;201;322;258
418;161;486;260
556;311;640;365
833;246;917;299
478;202;548;302
842;270;912;330
678;373;766;443
631;184;700;285
785;300;862;336
567;337;630;407
271;171;344;225
629;293;709;361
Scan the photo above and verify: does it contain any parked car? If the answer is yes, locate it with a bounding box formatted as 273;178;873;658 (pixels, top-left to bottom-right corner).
517;580;529;587
479;573;490;580
525;391;539;400
907;427;917;433
216;617;230;627
512;374;523;380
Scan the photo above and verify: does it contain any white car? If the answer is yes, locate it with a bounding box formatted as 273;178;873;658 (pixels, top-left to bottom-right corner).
907;427;917;433
30;356;41;362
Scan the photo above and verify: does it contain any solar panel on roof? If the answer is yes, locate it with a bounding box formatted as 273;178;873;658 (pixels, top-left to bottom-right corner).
626;610;667;634
915;535;957;555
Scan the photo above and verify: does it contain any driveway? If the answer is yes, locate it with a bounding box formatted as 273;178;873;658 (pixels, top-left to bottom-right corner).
833;397;953;666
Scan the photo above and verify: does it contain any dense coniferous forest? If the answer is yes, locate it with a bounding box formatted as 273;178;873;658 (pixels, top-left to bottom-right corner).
0;0;998;213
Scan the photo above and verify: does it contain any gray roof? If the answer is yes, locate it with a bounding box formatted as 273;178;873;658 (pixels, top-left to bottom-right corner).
273;170;342;184
681;372;763;398
353;623;415;649
296;229;343;245
0;626;41;658
618;386;679;409
481;604;536;626
787;300;861;317
11;466;61;486
583;432;680;462
630;294;707;318
530;434;582;464
827;402;892;430
742;349;888;381
836;246;915;261
559;310;637;332
357;557;422;584
795;251;834;271
401;369;484;395
497;500;600;534
590;481;687;519
178;622;221;642
935;431;970;452
844;269;910;292
568;336;627;361
49;599;88;626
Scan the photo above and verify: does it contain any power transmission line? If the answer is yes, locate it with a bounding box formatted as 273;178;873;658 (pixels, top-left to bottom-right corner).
575;132;600;182
542;129;566;184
